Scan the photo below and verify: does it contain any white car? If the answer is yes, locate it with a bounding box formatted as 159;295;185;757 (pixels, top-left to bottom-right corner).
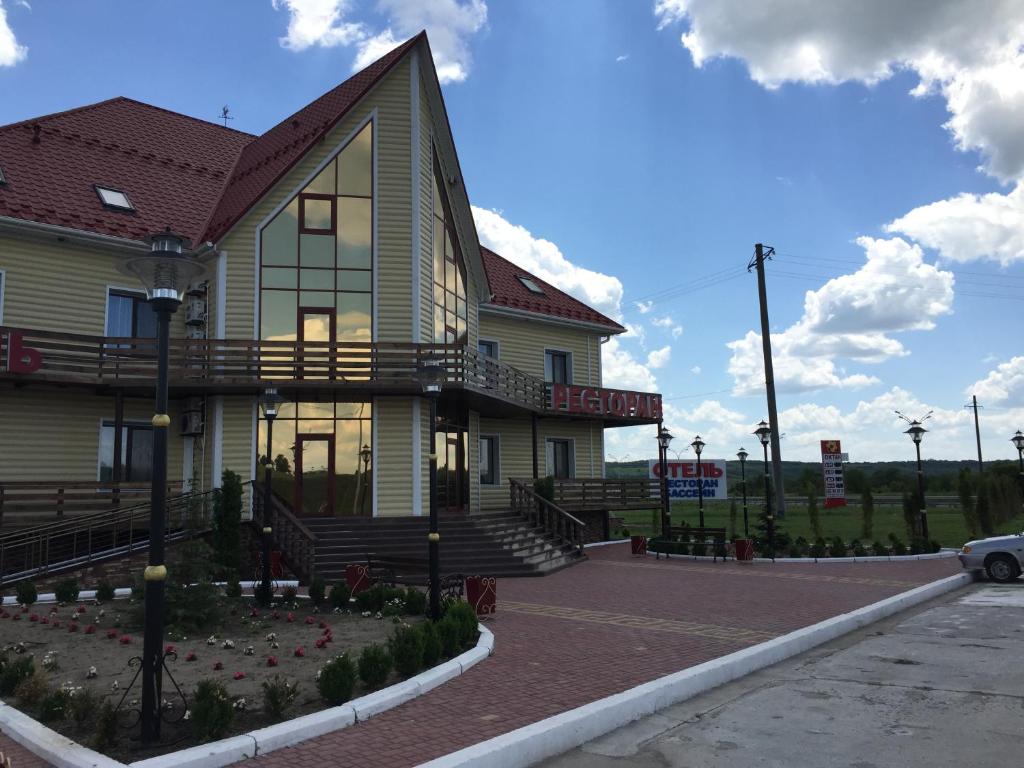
959;533;1024;583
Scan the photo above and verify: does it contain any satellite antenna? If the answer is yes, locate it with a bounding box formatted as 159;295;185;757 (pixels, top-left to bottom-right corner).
219;106;234;128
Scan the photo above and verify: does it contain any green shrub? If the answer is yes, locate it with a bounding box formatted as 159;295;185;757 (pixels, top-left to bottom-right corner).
191;679;234;741
92;699;119;751
317;654;357;705
38;689;70;723
533;475;555;502
281;586;298;604
421;621;442;668
888;534;907;556
444;601;479;650
828;538;847;558
212;469;243;579
909;538;925;555
95;582;116;603
329;584;351;610
355;584;404;613
928;540;942;554
0;655;35;695
403;587;427;616
389;624;425;678
14;672;49;711
787;545;803;558
872;540;889;556
810;538;827;559
68;687;96;724
437;617;461;659
793;536;809;555
53;578;80;604
164;581;221;633
130;578;145;601
357;643;391;689
254;581;274;607
261;675;300;722
15;581;37;607
308;577;326;606
224;579;242;599
851;539;868;557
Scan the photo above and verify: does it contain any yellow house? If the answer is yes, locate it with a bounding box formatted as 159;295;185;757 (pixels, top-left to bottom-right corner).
0;33;662;577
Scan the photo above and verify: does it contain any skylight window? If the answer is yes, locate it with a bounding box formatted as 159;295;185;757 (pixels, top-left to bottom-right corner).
95;186;134;211
517;276;545;295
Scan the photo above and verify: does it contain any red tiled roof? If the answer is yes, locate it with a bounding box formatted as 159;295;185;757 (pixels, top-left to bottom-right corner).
200;33;422;243
480;247;625;333
0;97;252;243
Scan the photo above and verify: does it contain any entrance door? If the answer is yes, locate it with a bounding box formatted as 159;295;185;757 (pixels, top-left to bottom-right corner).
437;427;468;513
295;433;335;516
298;307;335;379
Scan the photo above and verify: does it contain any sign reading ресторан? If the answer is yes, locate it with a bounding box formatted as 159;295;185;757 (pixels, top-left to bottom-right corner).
648;459;729;500
548;384;662;420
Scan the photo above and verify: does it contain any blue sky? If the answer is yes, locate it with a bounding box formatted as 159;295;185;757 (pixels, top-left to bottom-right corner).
2;0;1022;463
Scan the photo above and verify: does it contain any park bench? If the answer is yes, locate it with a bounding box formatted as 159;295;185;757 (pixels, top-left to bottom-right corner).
656;526;729;562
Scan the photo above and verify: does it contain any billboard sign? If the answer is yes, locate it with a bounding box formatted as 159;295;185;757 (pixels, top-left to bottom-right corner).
820;440;847;508
648;459;728;500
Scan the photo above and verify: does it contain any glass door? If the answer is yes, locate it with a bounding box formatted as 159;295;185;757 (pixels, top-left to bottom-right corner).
295;433;335;516
437;428;468;513
298;307;335;379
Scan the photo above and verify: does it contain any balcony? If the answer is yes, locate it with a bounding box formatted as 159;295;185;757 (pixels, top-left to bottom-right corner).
0;326;660;425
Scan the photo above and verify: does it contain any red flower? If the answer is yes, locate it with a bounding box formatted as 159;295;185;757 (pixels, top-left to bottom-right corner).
213;661;223;671
165;644;176;655
41;617;50;625
20;606;27;613
305;616;315;625
106;629;118;639
266;656;278;667
314;637;326;649
250;608;259;618
294;646;305;657
0;611;9;619
119;634;132;645
29;614;38;623
76;605;86;614
186;651;197;662
286;612;295;623
233;671;245;680
84;625;96;635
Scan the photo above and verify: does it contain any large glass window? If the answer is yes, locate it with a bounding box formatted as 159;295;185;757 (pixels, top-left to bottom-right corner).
106;290;157;338
432;153;467;345
98;421;153;482
545;438;574;479
479;435;498;486
545;350;570;384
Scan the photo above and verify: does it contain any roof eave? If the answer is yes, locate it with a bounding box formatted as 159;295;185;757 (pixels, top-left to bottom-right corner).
479;303;625;334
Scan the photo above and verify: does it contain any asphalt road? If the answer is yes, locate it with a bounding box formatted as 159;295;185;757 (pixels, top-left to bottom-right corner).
541;580;1024;768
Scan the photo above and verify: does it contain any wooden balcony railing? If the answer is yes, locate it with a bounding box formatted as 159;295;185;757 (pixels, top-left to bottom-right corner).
0;480;184;529
522;477;662;512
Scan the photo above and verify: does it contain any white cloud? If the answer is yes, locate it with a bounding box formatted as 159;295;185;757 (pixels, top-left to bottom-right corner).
966;356;1024;405
274;0;487;84
616;54;630;62
671;326;683;338
635;300;653;314
472;206;624;320
0;0;27;67
726;237;954;395
654;0;1024;182
646;345;672;369
651;316;674;328
886;184;1024;265
690;365;701;375
602;336;659;392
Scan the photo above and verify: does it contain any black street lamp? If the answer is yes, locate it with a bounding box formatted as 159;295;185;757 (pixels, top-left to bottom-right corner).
1012;430;1024;505
690;435;706;527
903;420;930;540
258;388;285;604
359;443;372;513
418;355;444;620
737;447;749;537
120;230;205;743
656;425;673;538
754;420;775;559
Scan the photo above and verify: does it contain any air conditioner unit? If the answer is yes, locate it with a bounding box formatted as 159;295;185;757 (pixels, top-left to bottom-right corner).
180;397;205;436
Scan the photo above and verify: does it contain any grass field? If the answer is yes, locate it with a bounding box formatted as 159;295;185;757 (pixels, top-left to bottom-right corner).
615;500;1024;547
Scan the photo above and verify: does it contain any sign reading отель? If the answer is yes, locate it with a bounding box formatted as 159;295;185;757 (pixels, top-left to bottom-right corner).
548;383;662;420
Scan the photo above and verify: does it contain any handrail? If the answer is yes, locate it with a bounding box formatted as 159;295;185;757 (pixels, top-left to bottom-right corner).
509;478;586;557
252;482;317;582
0;489;215;586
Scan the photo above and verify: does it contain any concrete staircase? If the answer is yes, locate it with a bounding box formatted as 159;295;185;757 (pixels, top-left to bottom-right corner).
306;511;584;582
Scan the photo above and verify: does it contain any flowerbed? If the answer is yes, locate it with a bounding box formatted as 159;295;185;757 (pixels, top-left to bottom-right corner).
0;582;478;762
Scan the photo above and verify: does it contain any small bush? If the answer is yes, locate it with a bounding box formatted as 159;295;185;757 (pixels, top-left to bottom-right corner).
793;536;809;554
165;581;221;633
851;539;868;557
403;587;427;616
281;586;298;604
355;584;404;613
38;689;70;723
872;540;888;556
888;534;907;556
68;687;96;724
14;671;49;711
909;538;924;555
224;580;242;599
54;578;80;604
95;582;116;603
810;538;827;559
15;581;37;607
317;654;357;705
437;617;461;659
444;601;479;650
261;675;300;722
308;577;326;606
357;643;391;689
130;578;145;601
828;538;847;558
92;699;119;751
389;624;425;678
191;679;234;741
254;581;274;607
787;545;803;558
928;539;942;554
0;655;35;695
421;621;442;668
329;583;351;610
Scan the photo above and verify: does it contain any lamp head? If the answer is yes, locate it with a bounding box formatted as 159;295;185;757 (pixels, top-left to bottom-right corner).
120;229;206;303
690;435;705;457
1012;430;1024;451
259;388;285;421
418;354;445;395
360;443;372;465
657;426;674;449
754;420;771;447
904;420;927;445
737;447;748;462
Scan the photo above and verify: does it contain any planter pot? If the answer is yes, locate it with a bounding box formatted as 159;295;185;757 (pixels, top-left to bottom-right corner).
630;535;647;556
466;576;496;616
734;539;754;561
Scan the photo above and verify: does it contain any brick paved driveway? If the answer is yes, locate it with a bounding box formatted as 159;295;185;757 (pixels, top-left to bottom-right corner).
0;546;960;767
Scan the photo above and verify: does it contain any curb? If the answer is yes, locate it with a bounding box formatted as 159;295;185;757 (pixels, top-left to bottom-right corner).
417;572;974;768
585;540;959;563
0;582;301;608
0;624;493;768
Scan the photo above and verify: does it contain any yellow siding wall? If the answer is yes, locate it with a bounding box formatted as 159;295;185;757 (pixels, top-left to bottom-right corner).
375;397;414;515
0;236;187;337
478;312;601;386
0;389;183;484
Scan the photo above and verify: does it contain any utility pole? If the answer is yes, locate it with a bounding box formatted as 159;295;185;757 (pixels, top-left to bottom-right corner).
964;395;984;473
748;243;786;520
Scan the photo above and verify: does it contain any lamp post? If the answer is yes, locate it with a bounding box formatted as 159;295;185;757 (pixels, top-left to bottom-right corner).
690;436;705;527
903;420;929;541
258;388;284;604
657;426;673;538
359;443;372;514
754;420;774;559
737;448;749;537
418;355;444;620
120;230;205;743
1013;431;1024;508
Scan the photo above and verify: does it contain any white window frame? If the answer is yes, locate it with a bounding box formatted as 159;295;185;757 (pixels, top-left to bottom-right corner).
96;418;154;482
545;436;576;479
478;338;500;360
544;348;573;384
95;185;135;211
479;433;501;486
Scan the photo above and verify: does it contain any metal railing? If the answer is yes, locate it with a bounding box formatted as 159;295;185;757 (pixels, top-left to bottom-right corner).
0;489;214;586
252;483;317;582
509;479;586;557
539;477;661;511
